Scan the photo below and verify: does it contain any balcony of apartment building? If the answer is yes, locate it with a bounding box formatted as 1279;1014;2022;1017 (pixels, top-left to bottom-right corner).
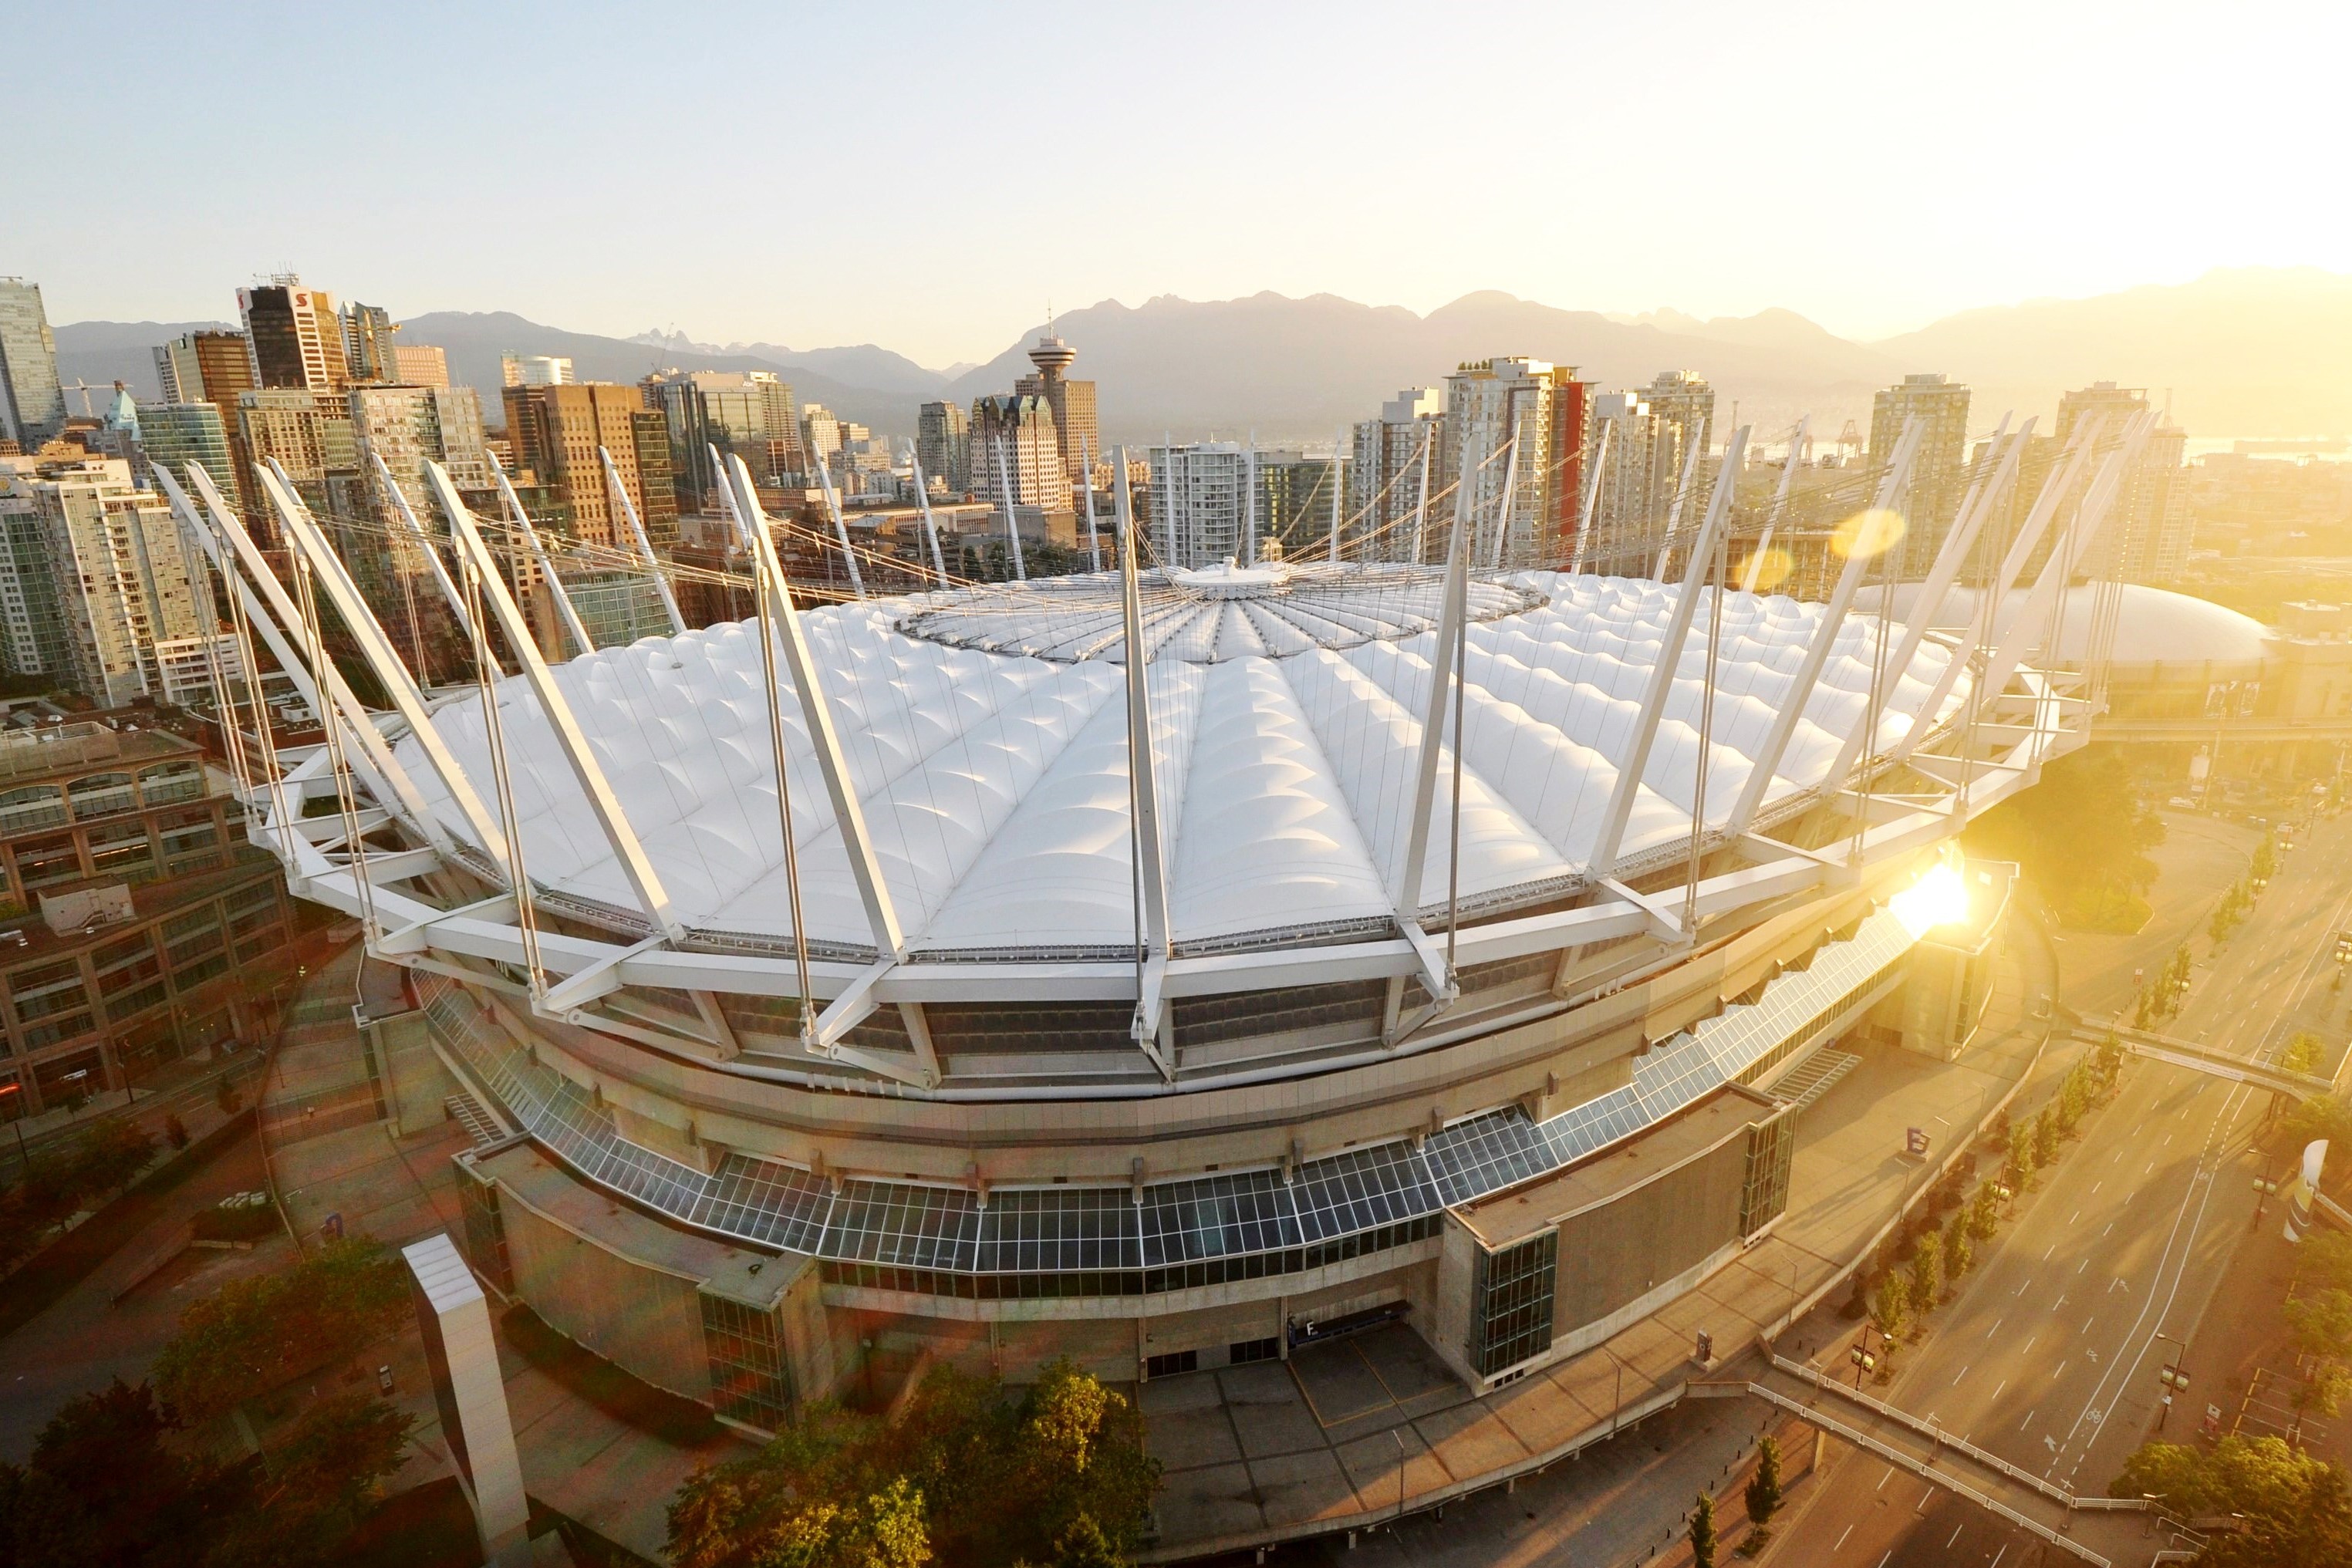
0;720;307;1119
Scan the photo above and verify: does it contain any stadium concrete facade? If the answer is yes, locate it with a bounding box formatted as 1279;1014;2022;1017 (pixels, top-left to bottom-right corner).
150;426;2114;1448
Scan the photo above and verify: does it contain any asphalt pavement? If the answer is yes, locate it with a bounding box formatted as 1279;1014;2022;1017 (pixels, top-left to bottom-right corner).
1765;808;2352;1566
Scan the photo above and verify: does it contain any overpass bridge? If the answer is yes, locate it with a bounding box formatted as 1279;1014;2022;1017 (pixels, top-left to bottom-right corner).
1692;1355;2197;1566
2067;1020;2347;1101
2091;716;2352;746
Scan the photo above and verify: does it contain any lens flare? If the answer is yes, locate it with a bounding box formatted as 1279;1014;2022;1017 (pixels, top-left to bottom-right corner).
1891;862;1971;936
1743;547;1794;592
1832;507;1908;561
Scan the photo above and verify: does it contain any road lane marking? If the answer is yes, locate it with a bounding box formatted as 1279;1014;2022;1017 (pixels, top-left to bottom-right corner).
1877;1465;1893;1491
1986;1317;2002;1337
1835;1524;1852;1550
2053;1361;2067;1380
1948;1522;1966;1547
1991;1377;2007;1401
1953;1364;1969;1384
2068;1209;2080;1226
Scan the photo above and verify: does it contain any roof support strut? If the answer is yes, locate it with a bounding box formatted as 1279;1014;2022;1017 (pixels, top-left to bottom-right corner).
430;462;686;943
260;464;511;879
600;446;687;636
1591;424;1750;871
1115;449;1175;1078
1721;416;1925;841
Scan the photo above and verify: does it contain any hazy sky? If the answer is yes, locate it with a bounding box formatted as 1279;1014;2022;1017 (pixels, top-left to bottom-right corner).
9;0;2347;366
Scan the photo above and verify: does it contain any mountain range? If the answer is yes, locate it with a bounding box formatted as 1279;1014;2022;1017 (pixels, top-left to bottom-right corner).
51;267;2352;447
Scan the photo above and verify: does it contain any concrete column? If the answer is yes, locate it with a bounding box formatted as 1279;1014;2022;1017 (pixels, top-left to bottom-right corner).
404;1232;531;1567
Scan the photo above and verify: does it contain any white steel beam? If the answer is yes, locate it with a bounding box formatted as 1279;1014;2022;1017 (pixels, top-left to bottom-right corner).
1817;416;2026;791
1887;416;2104;764
1651;416;1709;579
908;450;950;586
160;464;443;847
1409;428;1433;564
370;450;472;638
812;454;866;599
1591;425;1750;870
1487;415;1523;570
1569;416;1611;575
1721;416;1925;839
1078;437;1103;575
1328;427;1346;565
724;455;907;960
259;464;512;878
1740;416;1807;593
430;462;687;942
1976;413;2155;700
1243;436;1259;566
1380;441;1475;1015
491;453;595;659
993;438;1028;582
1115;451;1176;1069
600;446;687;636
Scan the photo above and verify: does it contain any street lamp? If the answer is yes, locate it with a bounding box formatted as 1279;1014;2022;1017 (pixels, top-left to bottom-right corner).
1851;1324;1879;1388
2153;1334;2189;1431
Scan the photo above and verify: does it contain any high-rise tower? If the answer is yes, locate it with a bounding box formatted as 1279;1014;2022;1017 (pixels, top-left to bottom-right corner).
0;278;66;450
1013;328;1098;481
238;278;350;393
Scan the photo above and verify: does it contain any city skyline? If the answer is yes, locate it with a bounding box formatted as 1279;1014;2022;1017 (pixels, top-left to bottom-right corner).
6;2;2347;366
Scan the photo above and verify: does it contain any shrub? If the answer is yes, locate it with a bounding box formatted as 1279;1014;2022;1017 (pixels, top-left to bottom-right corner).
164;1112;190;1150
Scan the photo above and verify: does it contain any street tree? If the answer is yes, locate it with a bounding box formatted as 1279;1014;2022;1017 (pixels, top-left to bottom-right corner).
1910;1230;1944;1310
1743;1435;1783;1535
1870;1273;1910;1346
1689;1492;1717;1568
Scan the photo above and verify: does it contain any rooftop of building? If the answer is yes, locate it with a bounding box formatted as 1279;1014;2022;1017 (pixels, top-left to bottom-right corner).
0;719;198;782
1453;1084;1777;1250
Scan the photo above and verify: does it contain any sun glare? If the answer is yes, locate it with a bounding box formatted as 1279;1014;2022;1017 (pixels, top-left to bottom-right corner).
1891;861;1972;937
1831;507;1908;561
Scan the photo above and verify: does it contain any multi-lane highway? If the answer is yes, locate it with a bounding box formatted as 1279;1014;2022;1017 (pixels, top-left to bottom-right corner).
1767;808;2352;1565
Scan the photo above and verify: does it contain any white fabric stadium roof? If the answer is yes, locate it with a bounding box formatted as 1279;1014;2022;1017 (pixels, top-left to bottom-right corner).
398;570;1967;958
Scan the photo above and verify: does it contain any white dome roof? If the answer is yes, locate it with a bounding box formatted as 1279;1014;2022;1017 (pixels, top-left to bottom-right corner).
1888;582;2269;670
400;571;1968;959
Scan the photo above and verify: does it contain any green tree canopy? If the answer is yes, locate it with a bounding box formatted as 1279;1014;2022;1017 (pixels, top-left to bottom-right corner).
670;1361;1159;1568
1964;744;2163;928
153;1237;410;1423
2113;1436;2352;1566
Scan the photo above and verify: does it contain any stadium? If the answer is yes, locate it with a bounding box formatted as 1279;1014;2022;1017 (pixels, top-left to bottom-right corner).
155;438;2090;1443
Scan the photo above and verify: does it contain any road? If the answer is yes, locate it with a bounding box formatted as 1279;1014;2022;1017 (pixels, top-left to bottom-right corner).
1767;808;2352;1566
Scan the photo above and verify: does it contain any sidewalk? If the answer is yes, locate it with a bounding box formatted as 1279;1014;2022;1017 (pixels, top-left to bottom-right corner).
1137;934;2058;1561
257;948;751;1563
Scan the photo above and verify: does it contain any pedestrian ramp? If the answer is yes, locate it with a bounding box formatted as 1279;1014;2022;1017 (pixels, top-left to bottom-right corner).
1691;1354;2196;1566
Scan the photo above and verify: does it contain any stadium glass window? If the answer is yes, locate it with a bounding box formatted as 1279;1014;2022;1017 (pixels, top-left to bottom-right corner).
1229;1337;1281;1365
1471;1229;1557;1377
1144;1349;1200;1378
700;1293;793;1433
